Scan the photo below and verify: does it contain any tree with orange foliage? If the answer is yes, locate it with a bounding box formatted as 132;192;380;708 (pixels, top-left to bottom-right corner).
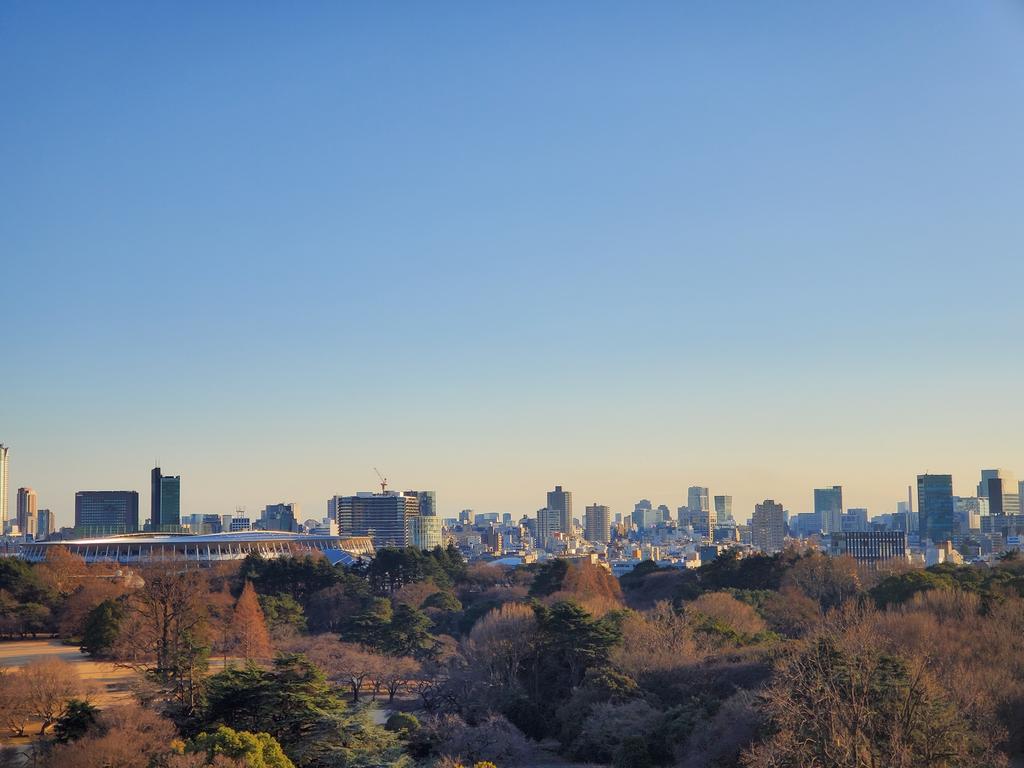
35;546;89;598
232;581;271;662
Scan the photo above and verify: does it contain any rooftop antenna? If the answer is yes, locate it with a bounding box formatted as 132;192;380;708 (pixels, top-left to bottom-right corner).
374;467;388;494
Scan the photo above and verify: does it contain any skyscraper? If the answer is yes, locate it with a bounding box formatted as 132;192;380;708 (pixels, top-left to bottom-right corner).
918;474;954;545
151;466;181;531
752;499;786;553
408;490;437;517
0;444;8;534
547;485;572;535
36;509;55;539
584;503;611;544
16;487;37;538
75;491;140;535
634;499;653;530
683;487;715;538
978;469;1020;516
714;495;733;524
262;503;299;532
814;485;843;535
687;486;710;516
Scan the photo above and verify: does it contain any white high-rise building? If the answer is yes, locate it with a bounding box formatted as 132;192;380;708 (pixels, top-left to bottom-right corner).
0;444;8;534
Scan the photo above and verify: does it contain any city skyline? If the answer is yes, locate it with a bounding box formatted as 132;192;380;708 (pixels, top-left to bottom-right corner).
4;3;1024;528
3;438;1023;530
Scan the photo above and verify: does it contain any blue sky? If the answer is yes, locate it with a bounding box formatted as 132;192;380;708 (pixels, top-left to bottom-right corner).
3;1;1024;527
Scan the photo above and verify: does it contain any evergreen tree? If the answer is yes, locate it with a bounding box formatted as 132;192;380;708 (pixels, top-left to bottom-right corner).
80;598;124;657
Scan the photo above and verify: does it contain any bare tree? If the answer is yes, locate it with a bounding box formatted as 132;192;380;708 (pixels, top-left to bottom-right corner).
113;562;211;709
44;702;179;768
376;655;421;704
0;667;31;736
462;602;537;688
22;658;82;734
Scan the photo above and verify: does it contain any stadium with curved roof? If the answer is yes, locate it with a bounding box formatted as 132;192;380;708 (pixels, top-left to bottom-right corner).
19;531;375;566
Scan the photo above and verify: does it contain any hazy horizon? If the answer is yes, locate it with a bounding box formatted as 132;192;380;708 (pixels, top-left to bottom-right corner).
4;2;1024;529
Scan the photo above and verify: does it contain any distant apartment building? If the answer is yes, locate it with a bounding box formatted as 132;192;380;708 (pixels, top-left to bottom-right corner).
75;491;140;535
16;487;37;538
814;486;843;535
751;499;785;553
229;516;252;532
584;503;611;544
536;507;560;547
151;466;181;531
333;492;415;548
918;474;955;545
547;485;573;535
830;531;907;564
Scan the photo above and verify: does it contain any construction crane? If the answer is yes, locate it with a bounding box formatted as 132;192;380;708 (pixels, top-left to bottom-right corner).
374;467;388;494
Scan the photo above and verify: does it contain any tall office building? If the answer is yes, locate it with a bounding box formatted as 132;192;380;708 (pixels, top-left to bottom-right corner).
335;492;414;548
714;495;733;524
16;487;37;538
634;499;653;530
584;503;611;544
953;497;985;532
918;474;954;545
75;491;140;535
814;486;844;535
0;444;8;534
752;499;786;553
151;466;181;531
406;490;437;517
36;509;55;539
842;508;869;532
978;469;1020;516
547;485;573;535
691;492;716;538
687;487;710;516
262;503;299;532
408;514;443;550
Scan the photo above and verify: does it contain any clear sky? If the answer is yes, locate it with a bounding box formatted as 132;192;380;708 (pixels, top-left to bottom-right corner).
3;1;1024;528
